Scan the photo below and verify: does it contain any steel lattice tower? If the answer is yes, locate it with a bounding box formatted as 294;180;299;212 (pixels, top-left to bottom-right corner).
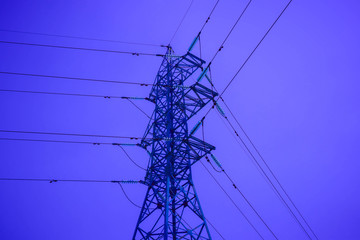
133;47;218;239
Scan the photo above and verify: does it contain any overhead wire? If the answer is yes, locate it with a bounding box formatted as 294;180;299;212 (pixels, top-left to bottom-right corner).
0;137;137;146
0;177;141;184
198;0;220;35
221;92;319;240
0;130;182;142
202;119;277;239
117;145;146;171
195;0;299;203
188;0;220;54
207;56;287;200
0;177;143;208
197;0;316;238
213;104;284;203
118;183;142;208
218;163;278;239
0;40;165;57
205;217;226;240
0;1;316;238
218;0;293;98
0;129;143;140
207;0;253;64
0;88;153;118
211;104;313;239
0;71;153;86
169;0;195;45
199;160;264;240
202;123;222;173
0;28;166;47
0;88;152;101
126;99;151;119
205;82;314;239
205;74;314;238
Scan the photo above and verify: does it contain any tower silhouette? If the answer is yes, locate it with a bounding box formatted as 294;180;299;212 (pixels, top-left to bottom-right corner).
133;47;218;239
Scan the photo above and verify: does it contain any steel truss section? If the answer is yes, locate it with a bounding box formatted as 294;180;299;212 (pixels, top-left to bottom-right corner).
133;47;217;240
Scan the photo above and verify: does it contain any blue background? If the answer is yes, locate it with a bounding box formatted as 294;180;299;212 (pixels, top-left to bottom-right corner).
1;0;359;239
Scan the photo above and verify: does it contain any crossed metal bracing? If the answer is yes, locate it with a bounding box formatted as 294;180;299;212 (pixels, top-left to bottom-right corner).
133;47;217;239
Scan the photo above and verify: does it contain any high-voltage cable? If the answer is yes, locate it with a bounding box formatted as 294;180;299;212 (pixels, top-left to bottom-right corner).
212;103;314;239
0;89;152;101
188;0;220;53
209;0;253;64
117;183;142;208
0;177;141;184
220;91;319;240
198;0;220;35
0;177;143;208
0;40;165;57
169;0;195;44
0;71;153;86
0;29;166;47
207;92;314;239
0;130;185;142
202;121;278;239
203;0;293;119
0;129;144;140
205;217;226;240
197;0;316;237
0;137;137;146
117;145;146;171
212;158;278;239
189;0;252;64
199;160;264;239
218;0;293;98
126;99;151;119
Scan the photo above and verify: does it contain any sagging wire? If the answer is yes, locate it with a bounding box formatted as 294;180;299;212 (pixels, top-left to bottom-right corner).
126;99;151;119
117;182;142;209
117;145;146;171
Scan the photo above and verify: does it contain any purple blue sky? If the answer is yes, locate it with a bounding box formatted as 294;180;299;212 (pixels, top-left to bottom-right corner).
1;0;359;239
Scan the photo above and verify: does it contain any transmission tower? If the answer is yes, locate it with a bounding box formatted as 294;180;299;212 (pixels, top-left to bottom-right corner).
133;46;218;239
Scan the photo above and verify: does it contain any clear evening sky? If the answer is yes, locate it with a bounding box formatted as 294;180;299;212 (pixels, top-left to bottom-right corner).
0;0;359;239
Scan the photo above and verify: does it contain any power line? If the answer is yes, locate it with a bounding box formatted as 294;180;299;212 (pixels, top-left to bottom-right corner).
202;123;222;173
0;40;165;57
218;163;278;239
199;160;264;240
198;0;220;35
208;0;253;64
205;217;226;240
169;0;195;44
206;87;315;238
117;145;146;171
0;177;143;208
199;0;315;237
187;0;220;53
188;0;253;96
0;89;152;101
126;99;151;119
219;0;293;98
213;108;313;239
0;131;183;142
0;137;137;146
0;28;166;47
203;0;293;119
213;105;280;198
221;97;319;240
0;129;143;140
202;121;277;239
0;71;153;86
0;177;142;184
117;183;142;208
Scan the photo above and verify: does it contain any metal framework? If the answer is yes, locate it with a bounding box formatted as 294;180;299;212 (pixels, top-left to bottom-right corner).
133;47;218;239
